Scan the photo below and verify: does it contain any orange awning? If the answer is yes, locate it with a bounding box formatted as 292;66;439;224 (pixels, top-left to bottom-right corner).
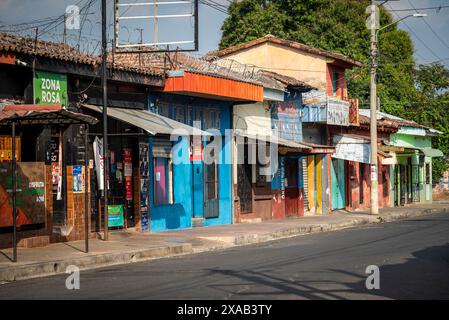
163;70;264;102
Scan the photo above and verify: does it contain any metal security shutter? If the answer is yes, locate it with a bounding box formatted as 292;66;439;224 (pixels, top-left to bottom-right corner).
302;157;309;210
152;137;172;158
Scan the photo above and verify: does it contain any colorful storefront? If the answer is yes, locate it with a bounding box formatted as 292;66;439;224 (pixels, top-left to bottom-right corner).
389;127;443;205
147;70;263;232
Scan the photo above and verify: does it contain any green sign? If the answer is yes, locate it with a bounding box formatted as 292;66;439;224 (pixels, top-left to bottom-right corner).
34;71;67;106
108;205;125;228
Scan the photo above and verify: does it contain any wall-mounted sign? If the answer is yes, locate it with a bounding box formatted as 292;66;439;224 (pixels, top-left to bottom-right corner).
34;71;68;106
327;98;349;126
332;135;370;164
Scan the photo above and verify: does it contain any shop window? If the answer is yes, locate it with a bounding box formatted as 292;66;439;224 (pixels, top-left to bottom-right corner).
332;72;339;96
153;157;174;206
204;109;220;130
175;106;185;124
255;143;270;187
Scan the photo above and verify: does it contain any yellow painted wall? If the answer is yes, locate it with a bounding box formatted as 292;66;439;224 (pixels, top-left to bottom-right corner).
307;156;315;212
316;155;323;215
222;42;330;91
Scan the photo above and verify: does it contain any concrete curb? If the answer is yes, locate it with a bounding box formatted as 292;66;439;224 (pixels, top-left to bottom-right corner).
205;207;449;246
1;206;447;282
0;243;192;282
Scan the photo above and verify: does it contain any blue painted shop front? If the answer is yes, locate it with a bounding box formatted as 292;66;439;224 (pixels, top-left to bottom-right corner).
147;93;233;232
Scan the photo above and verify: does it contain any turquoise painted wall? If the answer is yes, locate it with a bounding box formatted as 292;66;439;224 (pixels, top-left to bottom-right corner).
148;93;233;231
331;158;345;210
149;136;193;232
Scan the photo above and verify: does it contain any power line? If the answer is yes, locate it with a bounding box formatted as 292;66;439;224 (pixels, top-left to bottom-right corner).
200;0;229;15
387;4;449;12
386;2;442;61
407;0;449;50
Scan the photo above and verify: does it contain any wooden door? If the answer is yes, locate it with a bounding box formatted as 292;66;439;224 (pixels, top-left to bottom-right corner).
285;158;299;216
204;161;219;218
331;158;345;210
237;160;253;214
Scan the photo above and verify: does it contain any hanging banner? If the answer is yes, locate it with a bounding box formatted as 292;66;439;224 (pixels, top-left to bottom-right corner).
139;143;150;232
93;136;104;191
123;148;133;201
34;71;68;106
56;129;63;200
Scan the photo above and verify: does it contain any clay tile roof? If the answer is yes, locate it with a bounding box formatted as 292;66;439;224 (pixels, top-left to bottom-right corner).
208;34;364;68
114;50;265;86
0;32;98;65
0;32;163;77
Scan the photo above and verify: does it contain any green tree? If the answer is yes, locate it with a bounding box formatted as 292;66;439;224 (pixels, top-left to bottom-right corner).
220;0;416;115
406;64;449;182
219;0;449;179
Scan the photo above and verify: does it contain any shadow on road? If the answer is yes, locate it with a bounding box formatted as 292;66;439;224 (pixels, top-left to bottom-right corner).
205;243;449;300
348;242;449;300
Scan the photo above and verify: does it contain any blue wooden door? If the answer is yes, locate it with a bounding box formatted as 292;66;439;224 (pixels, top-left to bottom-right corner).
331;158;345;210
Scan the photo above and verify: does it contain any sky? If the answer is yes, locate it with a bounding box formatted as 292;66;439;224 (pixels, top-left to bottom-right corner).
0;0;448;67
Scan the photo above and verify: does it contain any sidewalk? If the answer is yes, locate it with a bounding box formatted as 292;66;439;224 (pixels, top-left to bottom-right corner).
1;202;448;281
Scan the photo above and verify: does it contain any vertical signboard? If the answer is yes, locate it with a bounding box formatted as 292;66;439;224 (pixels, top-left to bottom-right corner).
34;71;68;106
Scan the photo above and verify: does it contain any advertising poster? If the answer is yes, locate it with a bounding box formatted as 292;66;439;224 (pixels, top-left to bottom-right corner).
72;165;84;193
0;162;46;228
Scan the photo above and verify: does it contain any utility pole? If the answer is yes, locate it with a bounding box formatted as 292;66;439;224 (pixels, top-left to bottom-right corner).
154;0;158;46
135;27;143;65
101;0;109;240
369;0;379;215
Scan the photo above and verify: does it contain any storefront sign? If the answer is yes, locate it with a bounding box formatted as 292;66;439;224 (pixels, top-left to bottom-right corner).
34;71;68;106
107;205;125;228
332;135;370;164
72;165;84;193
327;98;349;126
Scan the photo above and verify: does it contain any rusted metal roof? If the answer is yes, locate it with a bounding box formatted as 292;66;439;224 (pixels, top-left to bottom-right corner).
259;70;316;91
0;104;98;125
209;35;364;68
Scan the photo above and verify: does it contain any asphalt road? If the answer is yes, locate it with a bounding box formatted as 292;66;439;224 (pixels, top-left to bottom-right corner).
1;211;449;300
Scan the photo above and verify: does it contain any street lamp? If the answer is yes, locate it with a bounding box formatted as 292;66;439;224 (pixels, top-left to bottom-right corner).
369;2;426;215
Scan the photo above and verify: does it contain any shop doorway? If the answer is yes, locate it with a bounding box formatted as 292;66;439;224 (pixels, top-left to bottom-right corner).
204;160;219;218
285;158;299;217
237;142;253;214
331;158;345;210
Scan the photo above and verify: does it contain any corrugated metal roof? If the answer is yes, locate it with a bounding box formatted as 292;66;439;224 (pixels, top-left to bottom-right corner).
0;104;98;125
82;104;208;136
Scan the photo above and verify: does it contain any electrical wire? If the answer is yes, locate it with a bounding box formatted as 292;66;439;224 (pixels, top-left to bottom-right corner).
406;0;449;50
386;2;442;61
